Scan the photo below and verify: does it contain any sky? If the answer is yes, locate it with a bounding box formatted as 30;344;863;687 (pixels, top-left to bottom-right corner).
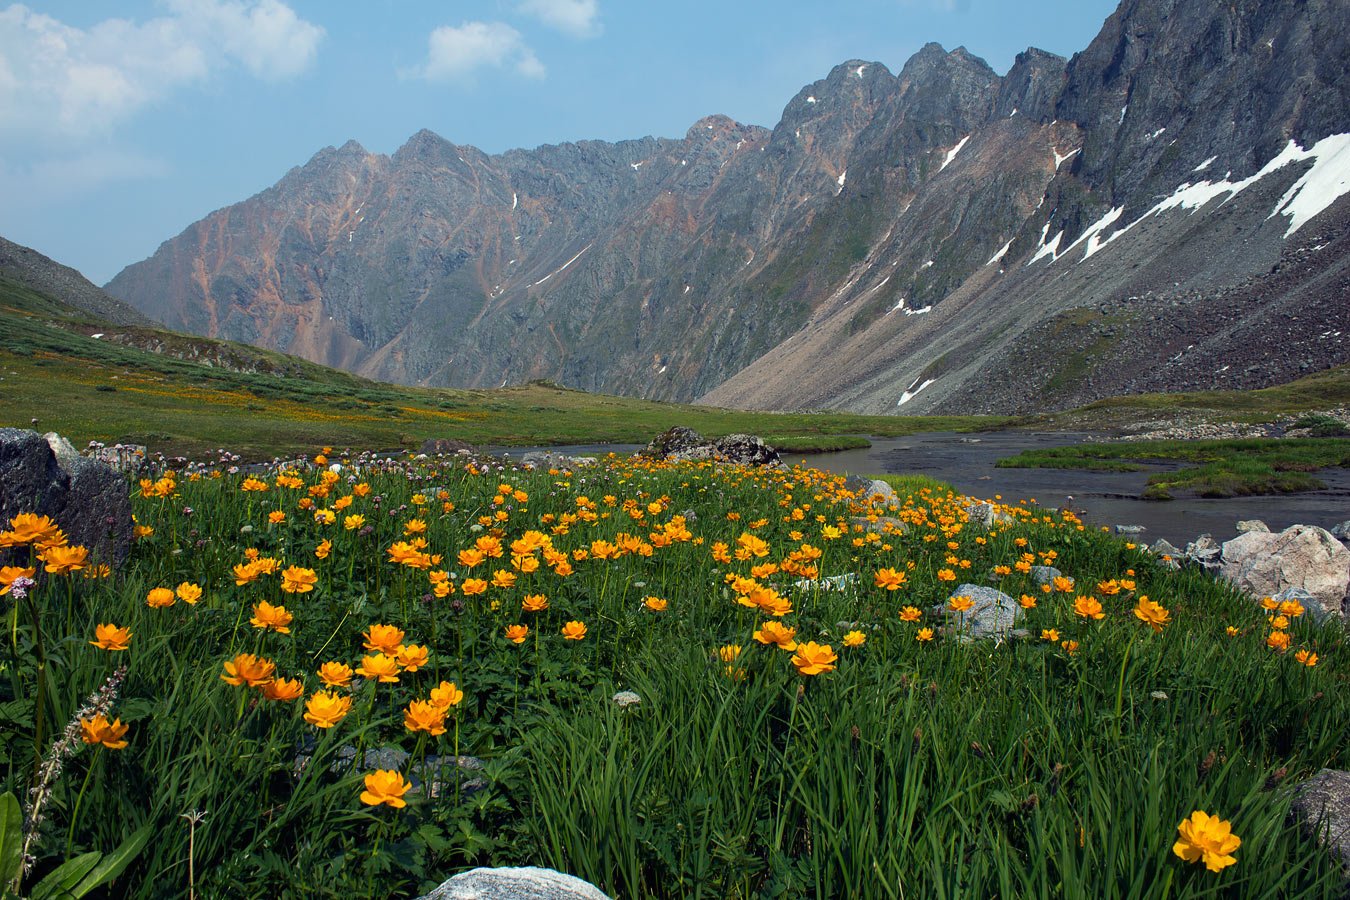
0;0;1118;285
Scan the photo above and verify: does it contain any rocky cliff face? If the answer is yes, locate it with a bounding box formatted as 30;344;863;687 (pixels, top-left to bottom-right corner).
106;0;1350;413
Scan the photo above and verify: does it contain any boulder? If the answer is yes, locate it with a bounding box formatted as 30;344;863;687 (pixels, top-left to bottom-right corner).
932;585;1023;642
1220;525;1349;616
1290;769;1350;885
520;451;595;470
640;426;707;459
849;516;909;536
1114;524;1147;536
1235;519;1270;534
1182;534;1223;571
710;434;781;467
1331;520;1350;544
1030;566;1065;586
963;502;1015;529
0;428;133;567
640;428;781;467
418;867;611;900
843;474;897;506
1270;587;1337;626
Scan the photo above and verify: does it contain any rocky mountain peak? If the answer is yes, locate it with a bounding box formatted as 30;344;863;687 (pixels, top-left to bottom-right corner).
996;47;1067;121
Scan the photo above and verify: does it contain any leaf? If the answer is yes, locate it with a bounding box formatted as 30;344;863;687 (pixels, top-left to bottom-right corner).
29;852;100;900
69;824;153;895
0;792;23;887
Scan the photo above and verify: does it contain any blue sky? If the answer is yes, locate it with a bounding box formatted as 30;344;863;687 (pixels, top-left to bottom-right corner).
0;0;1117;285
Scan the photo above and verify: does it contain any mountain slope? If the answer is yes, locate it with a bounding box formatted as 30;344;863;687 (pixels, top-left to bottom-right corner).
106;0;1350;414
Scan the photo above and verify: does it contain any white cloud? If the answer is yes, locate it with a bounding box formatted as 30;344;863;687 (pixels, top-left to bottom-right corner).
517;0;601;38
0;1;323;141
412;21;546;83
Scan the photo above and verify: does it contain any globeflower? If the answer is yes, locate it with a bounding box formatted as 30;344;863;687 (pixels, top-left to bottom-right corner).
643;596;667;611
404;699;447;735
1134;596;1171;631
842;630;867;648
40;544;89;575
80;715;129;750
1173;810;1240;872
221;653;276;687
1266;631;1291;652
317;661;354;687
504;624;529;644
521;593;549;612
790;641;838;676
1073;596;1105;620
4;512;62;546
363;623;405;654
395;643;429;672
146;587;176;608
1294;649;1318;667
430;681;464;710
356;653;401;683
176;582;203;604
360;770;411;808
948;595;974;614
899;606;922;622
562;621;587;641
250;600;293;634
874;568;907;590
262;677;304;702
304;690;353;728
753;620;798;651
916;628;935;642
280;566;318;594
89;623;132;651
0;565;36;596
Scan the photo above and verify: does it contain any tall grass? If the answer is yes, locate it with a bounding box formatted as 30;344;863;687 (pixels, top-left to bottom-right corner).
0;450;1344;898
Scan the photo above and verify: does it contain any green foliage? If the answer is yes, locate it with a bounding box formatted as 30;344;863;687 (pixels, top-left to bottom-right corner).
0;453;1344;897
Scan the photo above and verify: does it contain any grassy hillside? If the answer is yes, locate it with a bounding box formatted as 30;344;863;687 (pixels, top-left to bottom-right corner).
0;275;999;460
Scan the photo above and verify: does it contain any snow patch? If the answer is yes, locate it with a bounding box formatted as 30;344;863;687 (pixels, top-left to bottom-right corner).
511;192;518;209
1119;106;1128;124
886;297;907;315
921;260;934;269
987;240;1013;265
658;365;667;374
898;377;935;406
1053;147;1079;170
90;333;103;339
1193;156;1217;173
837;169;847;188
683;284;691;294
940;135;971;171
806;95;817;104
1028;228;1063;266
903;305;932;316
530;245;591;287
1064;206;1125;261
854;65;867;78
630;161;644;170
1008;108;1018;117
1269;133;1350;235
1147;127;1166;140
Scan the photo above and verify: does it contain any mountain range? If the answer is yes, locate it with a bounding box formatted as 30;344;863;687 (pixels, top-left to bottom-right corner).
104;0;1350;415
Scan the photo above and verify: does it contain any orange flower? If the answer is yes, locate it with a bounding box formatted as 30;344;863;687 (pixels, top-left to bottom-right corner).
1052;575;1075;593
1018;594;1038;609
842;630;867;648
404;699;447;735
250;600;293;634
1073;596;1105;620
430;680;464;710
1266;631;1291;652
262;677;304;702
504;624;529;644
916;628;935;642
643;596;667;611
522;593;549;612
1294;649;1318;667
40;544;88;575
304;690;353;728
280;566;318;593
561;621;587;641
356;653;401;682
317;661;354;687
363;623;405;654
175;582;203;604
936;568;956;582
221;653;275;687
461;578;488;596
268;511;286;524
490;569;517;589
789;641;838;676
80;715;129;750
874;567;907;590
360;770;411;808
948;595;974;613
753;620;798;651
146;587;176;608
89;623;132;651
315;539;332;559
899;606;922;622
395;643;429;672
1133;597;1171;631
1041;629;1060;643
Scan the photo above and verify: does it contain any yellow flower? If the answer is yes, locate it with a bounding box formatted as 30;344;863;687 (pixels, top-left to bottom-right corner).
250;600;293;634
304;690;353;728
874;567;907;590
1266;631;1291;652
262;677;305;702
1018;593;1038;609
1268;615;1290;630
562;621;587;641
221;653;276;687
899;606;922;622
490;569;517;589
948;595;974;613
241;476;269;492
1060;639;1080;655
40;544;88;575
80;715;129;750
504;624;529;644
753;620;798;651
936;568;956;582
280;566;318;594
916;628;935;642
317;661;354;687
4;512;61;546
430;680;464;710
89;623;132;651
1052;575;1075;593
360;769;411;808
268;510;286;524
1278;599;1306;618
344;514;366;531
176;582;203;604
404;699;447;735
395;643;429;672
146;587;176;608
522;593;549;612
1041;629;1060;643
1073;595;1105;620
461;578;488;596
842;630;866;648
1259;596;1280;611
643;596;668;611
1225;626;1241;637
356;653;401;683
1173;810;1240;872
1294;649;1318;667
790;641;838;676
363;623;405;654
1133;597;1171;631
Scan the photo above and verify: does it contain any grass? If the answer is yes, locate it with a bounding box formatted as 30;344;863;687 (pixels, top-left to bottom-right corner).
997;438;1350;499
0;452;1345;898
0;277;1002;461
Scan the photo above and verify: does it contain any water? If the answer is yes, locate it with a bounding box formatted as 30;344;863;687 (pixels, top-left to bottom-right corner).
797;432;1350;547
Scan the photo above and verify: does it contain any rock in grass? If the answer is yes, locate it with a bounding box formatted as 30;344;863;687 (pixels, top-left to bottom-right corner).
1290;769;1350;885
963;502;1014;529
639;427;782;467
1030;566;1064;586
418;866;612;900
932;585;1023;642
843;474;897;505
0;428;132;567
1220;525;1349;617
1270;587;1337;626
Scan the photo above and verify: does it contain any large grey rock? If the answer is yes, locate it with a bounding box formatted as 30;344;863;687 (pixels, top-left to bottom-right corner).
1269;587;1336;627
0;428;132;567
1220;525;1349;617
419;867;611;900
963;502;1015;529
1290;769;1350;885
843;474;897;506
932;584;1023;642
521;451;595;470
1331;521;1350;544
1030;566;1065;586
1182;534;1223;571
640;428;781;467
